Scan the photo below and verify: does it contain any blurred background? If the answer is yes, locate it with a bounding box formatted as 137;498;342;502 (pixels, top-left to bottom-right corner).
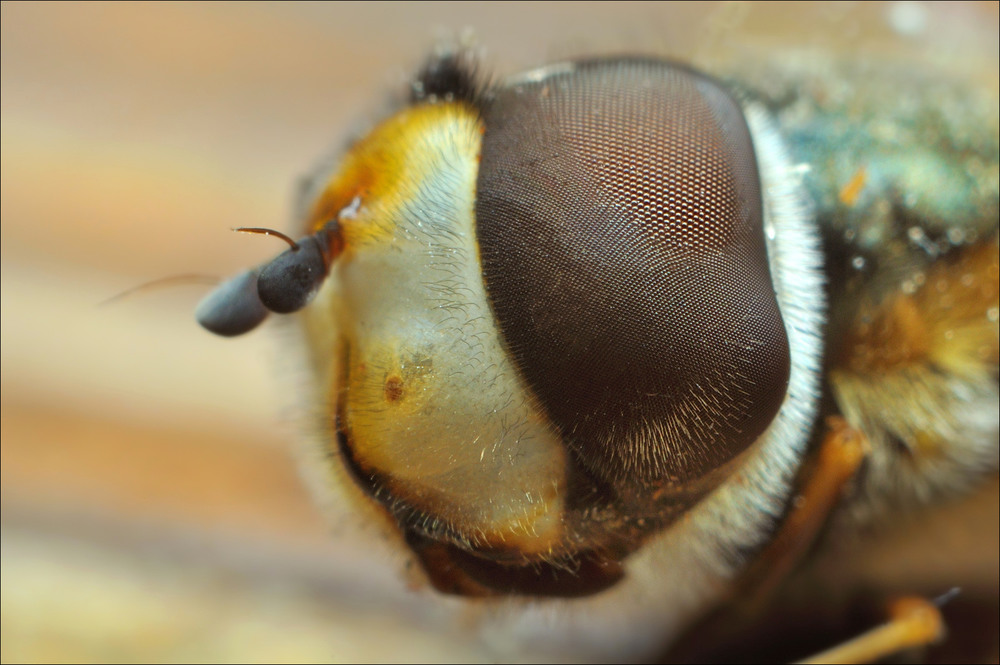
2;2;998;662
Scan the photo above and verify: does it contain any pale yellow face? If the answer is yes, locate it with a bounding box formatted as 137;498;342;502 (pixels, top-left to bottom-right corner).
302;102;569;559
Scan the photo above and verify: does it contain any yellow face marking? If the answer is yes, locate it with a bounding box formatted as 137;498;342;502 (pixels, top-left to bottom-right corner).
306;102;483;247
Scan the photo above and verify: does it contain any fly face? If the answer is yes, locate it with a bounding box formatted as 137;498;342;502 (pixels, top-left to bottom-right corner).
197;44;998;661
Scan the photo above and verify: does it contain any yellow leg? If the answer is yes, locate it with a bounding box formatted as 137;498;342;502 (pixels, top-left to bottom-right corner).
797;596;946;664
736;415;868;602
666;417;868;661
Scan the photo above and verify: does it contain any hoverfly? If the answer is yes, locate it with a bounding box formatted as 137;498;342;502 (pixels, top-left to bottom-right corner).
195;30;998;663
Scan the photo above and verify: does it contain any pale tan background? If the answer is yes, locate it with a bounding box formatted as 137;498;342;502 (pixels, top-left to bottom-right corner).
2;2;998;662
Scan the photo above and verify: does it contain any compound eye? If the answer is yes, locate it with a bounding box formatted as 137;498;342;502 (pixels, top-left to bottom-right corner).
195;268;269;336
476;59;791;487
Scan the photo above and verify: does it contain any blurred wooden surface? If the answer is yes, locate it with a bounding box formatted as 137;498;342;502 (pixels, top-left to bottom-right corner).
2;2;997;662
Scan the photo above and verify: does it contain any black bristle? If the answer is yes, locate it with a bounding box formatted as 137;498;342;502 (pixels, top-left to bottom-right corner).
411;51;482;107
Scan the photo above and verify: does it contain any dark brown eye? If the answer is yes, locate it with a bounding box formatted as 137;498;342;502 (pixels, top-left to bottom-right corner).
476;58;791;488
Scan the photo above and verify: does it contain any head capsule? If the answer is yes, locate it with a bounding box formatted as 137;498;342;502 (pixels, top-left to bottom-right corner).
198;52;824;599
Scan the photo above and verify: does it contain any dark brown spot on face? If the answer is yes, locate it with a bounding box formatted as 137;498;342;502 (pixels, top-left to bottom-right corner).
384;374;404;402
